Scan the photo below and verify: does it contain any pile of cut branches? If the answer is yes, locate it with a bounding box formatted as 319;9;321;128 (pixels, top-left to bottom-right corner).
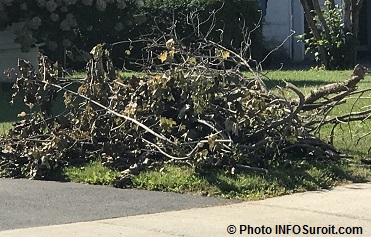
0;40;368;184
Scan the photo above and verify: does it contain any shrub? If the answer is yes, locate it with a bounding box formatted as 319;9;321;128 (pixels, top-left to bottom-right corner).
298;0;345;69
298;0;364;69
0;0;263;70
0;0;143;68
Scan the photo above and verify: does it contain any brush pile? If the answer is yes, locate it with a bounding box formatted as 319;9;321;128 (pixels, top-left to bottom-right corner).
0;41;367;184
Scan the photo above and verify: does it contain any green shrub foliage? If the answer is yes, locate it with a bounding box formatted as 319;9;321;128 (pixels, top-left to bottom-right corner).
298;1;345;69
0;0;263;69
298;0;364;69
0;0;144;66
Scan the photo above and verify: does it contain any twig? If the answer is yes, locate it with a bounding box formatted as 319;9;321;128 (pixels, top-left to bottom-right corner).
142;138;199;160
253;82;304;137
204;39;268;92
258;30;296;69
196;119;228;139
27;76;176;145
237;137;273;152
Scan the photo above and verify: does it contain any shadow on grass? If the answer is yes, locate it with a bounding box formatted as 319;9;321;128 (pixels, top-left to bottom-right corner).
45;167;71;182
265;79;337;90
338;148;369;158
200;161;371;199
44;156;95;182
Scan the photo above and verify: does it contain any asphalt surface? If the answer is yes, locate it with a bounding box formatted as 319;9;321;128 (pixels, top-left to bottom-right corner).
1;182;371;237
0;179;238;231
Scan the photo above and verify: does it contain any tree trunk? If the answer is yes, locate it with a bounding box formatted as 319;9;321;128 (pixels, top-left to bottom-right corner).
300;0;330;68
343;0;364;69
312;0;331;40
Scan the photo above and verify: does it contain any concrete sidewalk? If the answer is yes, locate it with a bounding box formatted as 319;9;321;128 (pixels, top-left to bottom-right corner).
1;183;371;237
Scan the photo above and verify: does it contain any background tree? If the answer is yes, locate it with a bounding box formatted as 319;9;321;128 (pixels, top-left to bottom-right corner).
0;0;143;74
299;0;364;69
0;0;262;73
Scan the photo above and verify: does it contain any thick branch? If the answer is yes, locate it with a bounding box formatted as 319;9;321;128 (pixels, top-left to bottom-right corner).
303;64;366;106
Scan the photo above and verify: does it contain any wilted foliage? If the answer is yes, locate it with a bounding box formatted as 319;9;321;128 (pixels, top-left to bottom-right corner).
1;38;353;183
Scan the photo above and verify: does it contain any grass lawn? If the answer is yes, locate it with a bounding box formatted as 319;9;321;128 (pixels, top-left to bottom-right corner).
264;69;371;158
1;69;371;200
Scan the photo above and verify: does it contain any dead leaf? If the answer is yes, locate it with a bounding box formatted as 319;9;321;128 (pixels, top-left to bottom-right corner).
158;51;168;63
17;111;27;117
166;38;174;49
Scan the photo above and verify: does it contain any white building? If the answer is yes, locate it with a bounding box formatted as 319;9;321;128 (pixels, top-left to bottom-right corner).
262;0;305;61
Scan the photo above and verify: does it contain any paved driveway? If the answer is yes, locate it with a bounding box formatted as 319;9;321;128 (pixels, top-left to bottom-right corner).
0;179;237;231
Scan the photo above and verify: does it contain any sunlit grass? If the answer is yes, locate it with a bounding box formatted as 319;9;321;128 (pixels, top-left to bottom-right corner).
264;70;371;158
62;160;121;185
132;162;371;200
0;122;13;135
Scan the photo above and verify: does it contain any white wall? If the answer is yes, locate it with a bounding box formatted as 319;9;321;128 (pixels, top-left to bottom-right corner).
0;23;38;82
262;0;305;61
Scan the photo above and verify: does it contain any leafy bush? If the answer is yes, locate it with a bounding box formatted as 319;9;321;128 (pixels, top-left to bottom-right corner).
0;0;263;70
298;0;364;69
298;0;345;69
0;0;143;66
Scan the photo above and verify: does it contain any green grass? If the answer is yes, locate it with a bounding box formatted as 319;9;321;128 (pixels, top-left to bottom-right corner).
48;159;371;200
132;161;371;200
263;69;371;158
2;69;371;200
0;122;13;135
62;160;121;185
263;69;355;94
